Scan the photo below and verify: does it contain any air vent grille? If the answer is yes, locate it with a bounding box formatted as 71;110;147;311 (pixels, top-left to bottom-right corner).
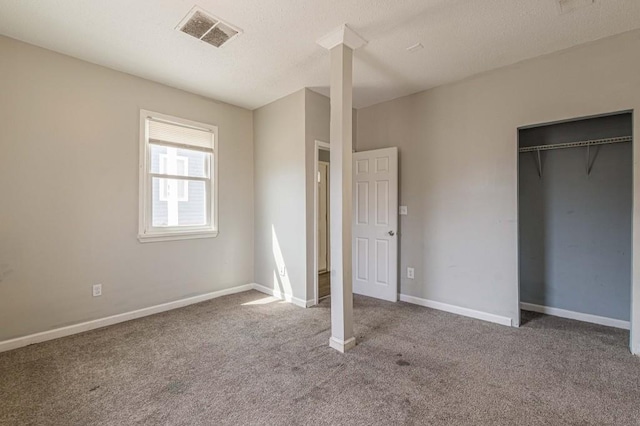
177;7;241;48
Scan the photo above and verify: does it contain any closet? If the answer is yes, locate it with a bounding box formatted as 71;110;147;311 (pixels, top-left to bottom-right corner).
518;112;632;328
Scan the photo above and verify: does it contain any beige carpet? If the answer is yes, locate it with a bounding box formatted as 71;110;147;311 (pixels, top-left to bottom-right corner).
1;290;639;425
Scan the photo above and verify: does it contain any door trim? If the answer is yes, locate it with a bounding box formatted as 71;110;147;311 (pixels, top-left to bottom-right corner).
318;161;330;273
313;140;331;306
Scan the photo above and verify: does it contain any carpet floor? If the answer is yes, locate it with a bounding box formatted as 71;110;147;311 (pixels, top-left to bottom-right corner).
1;290;639;425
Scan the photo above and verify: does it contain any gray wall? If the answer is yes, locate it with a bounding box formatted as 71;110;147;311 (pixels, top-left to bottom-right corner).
356;29;640;354
302;89;356;302
0;36;254;341
304;89;331;301
253;88;337;304
519;114;632;320
253;89;307;302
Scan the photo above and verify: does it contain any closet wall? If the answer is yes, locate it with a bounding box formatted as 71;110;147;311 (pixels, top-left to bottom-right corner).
519;113;632;321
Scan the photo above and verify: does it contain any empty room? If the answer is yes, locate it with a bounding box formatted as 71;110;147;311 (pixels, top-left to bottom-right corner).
1;0;640;424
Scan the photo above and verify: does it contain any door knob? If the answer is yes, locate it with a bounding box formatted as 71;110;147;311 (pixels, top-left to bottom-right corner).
388;230;395;236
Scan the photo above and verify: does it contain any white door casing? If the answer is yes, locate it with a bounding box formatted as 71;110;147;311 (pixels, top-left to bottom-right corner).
352;147;398;302
318;161;329;272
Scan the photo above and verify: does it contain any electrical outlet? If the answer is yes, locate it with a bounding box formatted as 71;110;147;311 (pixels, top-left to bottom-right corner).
399;206;408;215
407;267;415;280
92;284;102;297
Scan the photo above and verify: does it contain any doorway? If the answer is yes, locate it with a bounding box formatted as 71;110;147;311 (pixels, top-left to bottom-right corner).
314;141;331;304
517;112;633;334
313;142;400;305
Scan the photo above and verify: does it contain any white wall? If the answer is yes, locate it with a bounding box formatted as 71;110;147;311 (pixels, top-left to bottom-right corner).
253;89;307;303
356;29;640;352
0;36;254;341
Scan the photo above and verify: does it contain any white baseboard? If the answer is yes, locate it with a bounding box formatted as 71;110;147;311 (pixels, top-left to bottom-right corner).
520;302;630;330
329;336;356;353
0;284;254;354
399;294;513;327
251;283;313;308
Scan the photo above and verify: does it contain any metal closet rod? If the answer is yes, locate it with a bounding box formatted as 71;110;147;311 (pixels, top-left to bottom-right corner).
518;136;632;153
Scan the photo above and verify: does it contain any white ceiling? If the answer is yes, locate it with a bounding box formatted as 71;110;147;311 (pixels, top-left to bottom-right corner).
1;0;639;110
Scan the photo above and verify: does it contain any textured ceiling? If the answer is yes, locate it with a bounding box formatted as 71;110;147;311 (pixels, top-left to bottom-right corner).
1;0;639;110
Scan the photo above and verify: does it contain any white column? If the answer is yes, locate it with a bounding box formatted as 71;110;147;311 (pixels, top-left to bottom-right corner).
317;25;366;353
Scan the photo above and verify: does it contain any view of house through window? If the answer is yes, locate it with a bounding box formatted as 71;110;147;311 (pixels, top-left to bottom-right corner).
152;145;206;226
139;111;218;242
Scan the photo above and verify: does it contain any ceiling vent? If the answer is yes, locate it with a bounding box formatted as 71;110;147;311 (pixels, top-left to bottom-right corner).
557;0;595;15
176;6;242;48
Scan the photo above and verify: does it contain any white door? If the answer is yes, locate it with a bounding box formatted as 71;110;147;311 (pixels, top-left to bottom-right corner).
352;147;398;302
317;161;329;272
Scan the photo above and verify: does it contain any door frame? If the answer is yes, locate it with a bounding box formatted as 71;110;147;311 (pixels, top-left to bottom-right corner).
313;140;331;306
318;161;330;273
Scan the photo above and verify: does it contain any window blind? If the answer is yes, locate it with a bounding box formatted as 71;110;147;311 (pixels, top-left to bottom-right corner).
148;118;214;150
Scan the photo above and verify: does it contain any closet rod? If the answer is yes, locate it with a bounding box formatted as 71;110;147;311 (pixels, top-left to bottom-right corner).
518;136;632;153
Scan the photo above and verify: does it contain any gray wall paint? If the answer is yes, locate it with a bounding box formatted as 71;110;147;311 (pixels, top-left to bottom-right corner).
253;89;307;302
356;29;640;352
304;89;331;301
253;88;338;304
0;36;254;341
302;89;356;302
519;114;632;320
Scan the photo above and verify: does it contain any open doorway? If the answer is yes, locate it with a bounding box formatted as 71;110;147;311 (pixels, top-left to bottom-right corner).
314;141;331;304
517;112;633;337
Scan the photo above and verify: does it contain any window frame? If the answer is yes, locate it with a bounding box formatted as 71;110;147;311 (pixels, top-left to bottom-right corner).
158;153;189;202
138;109;219;243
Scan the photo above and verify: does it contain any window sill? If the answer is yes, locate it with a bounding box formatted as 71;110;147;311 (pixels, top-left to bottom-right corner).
137;230;218;243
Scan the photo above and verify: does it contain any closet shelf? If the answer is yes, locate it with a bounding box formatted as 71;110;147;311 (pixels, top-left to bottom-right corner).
519;135;632;178
518;136;631;153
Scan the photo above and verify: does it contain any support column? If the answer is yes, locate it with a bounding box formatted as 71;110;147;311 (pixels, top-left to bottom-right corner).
317;25;366;353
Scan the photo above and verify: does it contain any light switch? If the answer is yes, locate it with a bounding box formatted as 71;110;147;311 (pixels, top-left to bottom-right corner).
399;206;408;215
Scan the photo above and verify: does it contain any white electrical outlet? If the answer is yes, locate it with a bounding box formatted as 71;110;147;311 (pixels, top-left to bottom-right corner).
399;206;408;215
407;267;415;279
92;284;102;297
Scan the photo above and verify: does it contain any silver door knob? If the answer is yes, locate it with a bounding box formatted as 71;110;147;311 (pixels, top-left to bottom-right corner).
388;231;395;236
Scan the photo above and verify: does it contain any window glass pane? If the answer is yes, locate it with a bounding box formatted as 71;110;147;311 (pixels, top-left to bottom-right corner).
152;178;207;227
150;144;208;178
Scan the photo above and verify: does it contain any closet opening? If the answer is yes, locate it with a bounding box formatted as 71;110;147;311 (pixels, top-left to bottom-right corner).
517;112;633;338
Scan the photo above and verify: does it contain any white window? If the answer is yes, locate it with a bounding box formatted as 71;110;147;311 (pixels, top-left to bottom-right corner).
138;110;218;242
159;153;189;202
